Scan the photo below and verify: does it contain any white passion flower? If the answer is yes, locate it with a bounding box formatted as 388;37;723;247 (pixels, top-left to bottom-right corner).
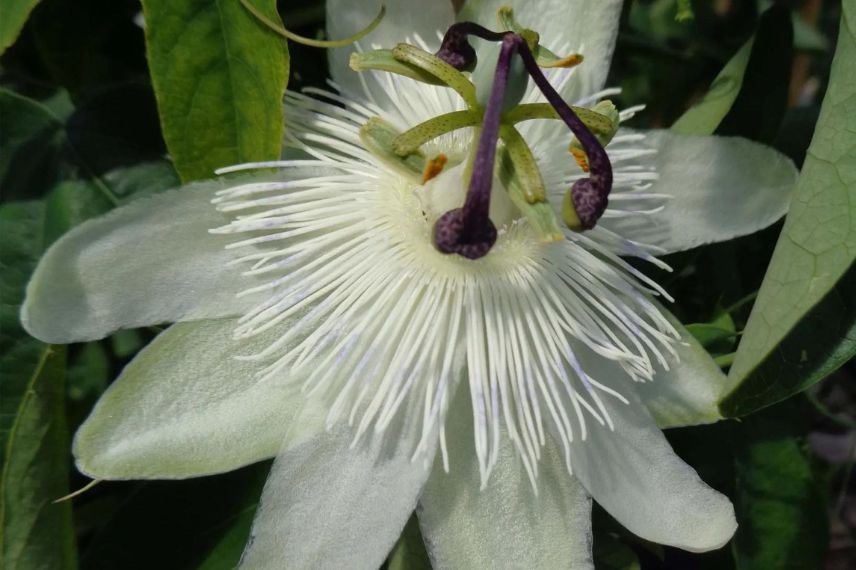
21;1;798;568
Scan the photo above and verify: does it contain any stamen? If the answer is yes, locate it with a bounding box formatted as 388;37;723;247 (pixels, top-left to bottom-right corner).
392;110;482;156
433;34;521;259
422;154;448;183
496;6;583;68
391;44;479;108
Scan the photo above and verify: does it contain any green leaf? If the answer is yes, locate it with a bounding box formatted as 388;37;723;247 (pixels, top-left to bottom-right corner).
195;507;256;570
0;0;41;55
716;4;793;144
592;532;641;570
0;203;76;570
670;39;752;135
0;202;48;471
81;462;268;569
671;5;792;138
0;88;179;570
721;5;856;416
387;515;431;570
733;400;827;569
140;0;289;182
28;0;148;96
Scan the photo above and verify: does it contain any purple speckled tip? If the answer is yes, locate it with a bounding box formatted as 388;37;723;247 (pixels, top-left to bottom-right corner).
434;209;498;259
436;29;477;71
571;179;609;230
435;22;506;71
432;33;519;260
432;25;613;259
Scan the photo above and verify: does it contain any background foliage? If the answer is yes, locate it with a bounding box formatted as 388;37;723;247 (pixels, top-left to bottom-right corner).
0;0;854;568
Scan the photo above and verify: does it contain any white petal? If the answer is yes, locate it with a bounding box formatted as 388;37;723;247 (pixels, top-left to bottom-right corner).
569;393;737;552
74;318;321;479
21;181;253;343
574;303;727;429
239;419;434;570
634;305;728;428
603;130;798;253
459;0;623;101
418;388;593;570
326;0;455;97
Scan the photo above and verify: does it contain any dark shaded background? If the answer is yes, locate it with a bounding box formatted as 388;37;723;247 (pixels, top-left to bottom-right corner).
1;0;853;568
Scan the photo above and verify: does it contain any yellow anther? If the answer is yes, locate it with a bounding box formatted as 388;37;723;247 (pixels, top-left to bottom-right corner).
422;154;448;183
540;53;584;69
570;147;590;172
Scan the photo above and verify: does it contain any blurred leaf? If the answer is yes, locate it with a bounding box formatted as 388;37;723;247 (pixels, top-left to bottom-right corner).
0;86;178;203
108;329;146;358
387;515;431;570
670;39;752;135
721;5;856;416
672;4;792;137
82;462;268;569
717;4;792;144
686;308;737;349
0;0;41;55
195;507;256;570
791;14;828;52
593;532;641;570
0;203;76;570
0;88;180;569
29;0;148;96
66;343;110;402
733;401;827;569
756;0;828;52
686;323;736;348
0;87;116;205
0;202;46;469
140;0;289;182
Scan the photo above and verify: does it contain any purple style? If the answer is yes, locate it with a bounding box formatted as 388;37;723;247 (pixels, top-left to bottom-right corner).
432;25;614;259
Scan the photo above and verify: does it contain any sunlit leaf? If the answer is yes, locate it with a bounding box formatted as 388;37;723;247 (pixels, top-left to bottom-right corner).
0;0;42;55
140;0;289;182
721;5;856;416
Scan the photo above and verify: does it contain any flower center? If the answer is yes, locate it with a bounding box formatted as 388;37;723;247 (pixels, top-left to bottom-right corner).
351;8;621;260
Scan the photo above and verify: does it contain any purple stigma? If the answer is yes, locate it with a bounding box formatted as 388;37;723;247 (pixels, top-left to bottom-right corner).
435;23;507;71
514;40;613;228
433;34;521;259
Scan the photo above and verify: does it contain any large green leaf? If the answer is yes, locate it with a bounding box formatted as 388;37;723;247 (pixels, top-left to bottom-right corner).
0;0;41;55
721;5;856;416
0;203;76;570
733;401;827;569
140;0;289;182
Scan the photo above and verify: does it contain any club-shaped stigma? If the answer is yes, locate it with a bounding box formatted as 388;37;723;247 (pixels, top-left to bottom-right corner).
435;22;506;71
512;41;613;231
433;34;520;259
